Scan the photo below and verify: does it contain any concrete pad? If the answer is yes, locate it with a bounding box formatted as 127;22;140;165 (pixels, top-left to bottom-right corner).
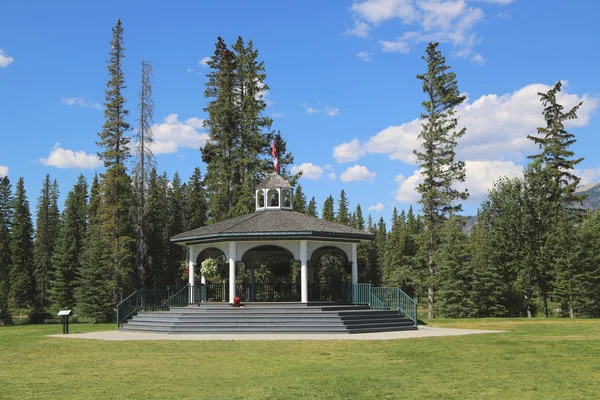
48;326;505;341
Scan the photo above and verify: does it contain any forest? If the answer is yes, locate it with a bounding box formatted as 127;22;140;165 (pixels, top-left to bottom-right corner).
0;20;598;324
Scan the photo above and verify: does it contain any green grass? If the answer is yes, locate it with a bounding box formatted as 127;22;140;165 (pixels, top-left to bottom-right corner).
1;319;599;399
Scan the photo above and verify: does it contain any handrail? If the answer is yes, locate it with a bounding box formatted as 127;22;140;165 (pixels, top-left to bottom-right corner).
116;289;139;328
368;287;417;326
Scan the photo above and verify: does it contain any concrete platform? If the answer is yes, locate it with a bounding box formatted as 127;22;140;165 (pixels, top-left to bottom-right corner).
49;326;504;341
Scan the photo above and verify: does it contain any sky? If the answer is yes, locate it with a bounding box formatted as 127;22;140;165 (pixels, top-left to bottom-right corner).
1;0;599;220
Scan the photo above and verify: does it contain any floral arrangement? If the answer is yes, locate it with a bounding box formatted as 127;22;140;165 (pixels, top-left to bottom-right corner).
200;258;220;280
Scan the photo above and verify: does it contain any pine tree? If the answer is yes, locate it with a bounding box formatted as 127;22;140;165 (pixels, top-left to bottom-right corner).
436;217;474;317
415;42;469;319
9;178;35;310
527;81;586;206
383;207;406;287
146;169;169;287
186;167;208;230
293;184;307;213
336;190;350;226
167;172;186;285
354;204;365;230
571;210;600;316
77;175;114;322
33;175;60;309
306;197;318;218
0;176;12;324
50;176;87;310
132;59;155;287
322;195;335;222
97;19;135;298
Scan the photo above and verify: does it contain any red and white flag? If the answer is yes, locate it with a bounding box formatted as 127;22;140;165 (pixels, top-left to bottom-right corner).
272;140;279;173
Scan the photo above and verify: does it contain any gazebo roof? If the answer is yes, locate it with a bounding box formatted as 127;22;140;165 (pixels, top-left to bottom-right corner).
256;172;292;190
170;210;374;244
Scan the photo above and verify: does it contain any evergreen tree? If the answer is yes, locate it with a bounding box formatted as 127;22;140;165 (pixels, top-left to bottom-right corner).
97;19;135;298
415;42;469;318
354;204;365;230
132;59;155;287
336;190;350;226
306;197;318;218
436;217;474;317
549;212;580;317
9;178;35;309
77;175;114;322
33;175;60;308
0;176;12;324
167;172;187;285
322;195;335;222
50;176;87;310
383;207;406;287
146;169;169;287
186;167;208;230
293;184;307;213
527;81;586;206
571;210;600;316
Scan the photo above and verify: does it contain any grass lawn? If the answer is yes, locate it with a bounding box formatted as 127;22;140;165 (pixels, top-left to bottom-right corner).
1;319;599;399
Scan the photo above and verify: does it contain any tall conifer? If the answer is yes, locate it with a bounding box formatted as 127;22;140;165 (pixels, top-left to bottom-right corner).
0;176;12;324
322;195;335;222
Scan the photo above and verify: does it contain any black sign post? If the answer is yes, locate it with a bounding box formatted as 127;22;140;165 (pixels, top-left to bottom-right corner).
57;310;72;334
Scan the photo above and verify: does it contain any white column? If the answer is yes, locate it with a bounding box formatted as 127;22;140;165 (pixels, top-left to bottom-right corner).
188;246;195;304
228;242;236;304
351;243;358;285
300;240;308;303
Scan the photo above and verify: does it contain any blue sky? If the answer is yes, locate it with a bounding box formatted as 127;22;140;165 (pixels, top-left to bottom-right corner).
1;0;599;220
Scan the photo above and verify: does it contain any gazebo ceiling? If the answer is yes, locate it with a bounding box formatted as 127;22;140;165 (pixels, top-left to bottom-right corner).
170;210;374;245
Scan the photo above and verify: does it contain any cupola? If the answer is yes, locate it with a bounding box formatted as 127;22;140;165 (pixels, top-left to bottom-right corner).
255;172;293;211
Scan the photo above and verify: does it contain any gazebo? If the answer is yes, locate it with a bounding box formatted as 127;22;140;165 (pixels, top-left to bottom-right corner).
170;172;374;304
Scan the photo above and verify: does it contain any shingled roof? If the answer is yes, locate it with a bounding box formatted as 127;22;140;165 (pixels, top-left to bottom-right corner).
170;210;374;244
256;172;292;190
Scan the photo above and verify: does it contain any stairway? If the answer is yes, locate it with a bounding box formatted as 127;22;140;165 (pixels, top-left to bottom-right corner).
119;303;417;334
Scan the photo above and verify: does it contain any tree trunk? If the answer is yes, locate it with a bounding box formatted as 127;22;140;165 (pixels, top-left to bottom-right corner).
428;248;434;319
543;293;549;318
525;293;532;318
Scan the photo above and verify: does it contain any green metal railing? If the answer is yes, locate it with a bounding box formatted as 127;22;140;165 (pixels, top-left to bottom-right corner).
116;284;209;327
352;283;372;305
368;286;417;326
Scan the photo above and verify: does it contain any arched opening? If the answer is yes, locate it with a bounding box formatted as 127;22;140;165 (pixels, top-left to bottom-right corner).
310;246;351;301
282;188;292;209
196;248;228;302
267;189;279;207
241;245;298;301
256;189;265;209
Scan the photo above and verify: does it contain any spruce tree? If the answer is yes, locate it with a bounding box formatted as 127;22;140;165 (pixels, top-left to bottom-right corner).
383;207;406;287
146;169;169;287
132;59;155;287
97;19;135;298
336;190;350;226
167;172;186;285
293;184;307;213
50;176;87;310
0;176;12;324
77;175;114;322
354;204;365;230
186;167;208;230
415;42;468;318
571;210;600;316
9;178;35;310
306;197;318;218
527;81;586;206
322;195;335;222
33;175;60;309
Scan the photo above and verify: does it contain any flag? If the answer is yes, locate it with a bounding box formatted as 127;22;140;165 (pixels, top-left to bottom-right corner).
272;140;279;173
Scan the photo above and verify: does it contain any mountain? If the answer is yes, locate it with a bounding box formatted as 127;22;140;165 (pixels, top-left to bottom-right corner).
575;182;600;210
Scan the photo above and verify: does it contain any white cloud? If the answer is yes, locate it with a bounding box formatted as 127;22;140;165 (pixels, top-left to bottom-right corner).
186;67;194;74
0;166;8;177
333;138;367;163
328;171;337;180
577;168;600;186
61;97;102;110
39;144;102;169
343;83;598;165
272;112;284;118
325;106;340;117
348;0;512;63
150;114;209;155
302;102;320;114
198;57;211;67
341;165;377;182
357;51;371;62
345;20;371;37
395;160;523;203
0;49;14;68
368;202;385;212
290;163;324;180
